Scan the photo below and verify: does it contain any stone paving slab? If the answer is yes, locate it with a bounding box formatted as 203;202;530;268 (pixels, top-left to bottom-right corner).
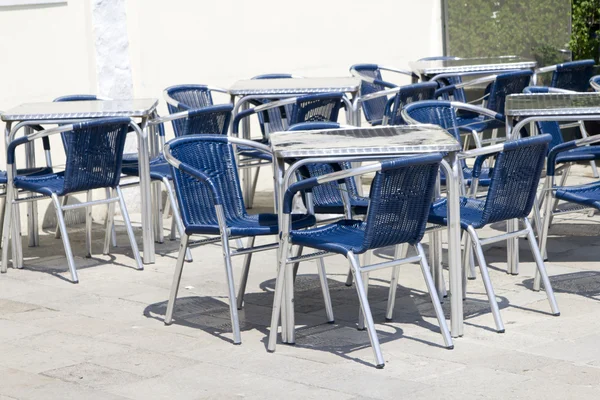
1;165;600;398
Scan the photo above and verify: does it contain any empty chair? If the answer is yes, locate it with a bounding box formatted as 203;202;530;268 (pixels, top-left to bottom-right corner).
163;84;231;136
402;100;504;187
426;135;560;332
417;56;468;103
232;93;347;207
1;118;142;283
350;64;418;125
534;60;595;92
591;75;600;91
249;74;302;136
162;135;325;344
268;153;453;368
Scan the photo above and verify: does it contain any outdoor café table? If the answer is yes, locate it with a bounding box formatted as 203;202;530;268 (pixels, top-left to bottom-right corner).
268;124;465;342
409;56;537;82
504;92;600;274
1;99;159;264
228;77;362;205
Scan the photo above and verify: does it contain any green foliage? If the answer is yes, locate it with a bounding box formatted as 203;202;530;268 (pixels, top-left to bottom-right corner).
446;0;571;66
569;0;600;62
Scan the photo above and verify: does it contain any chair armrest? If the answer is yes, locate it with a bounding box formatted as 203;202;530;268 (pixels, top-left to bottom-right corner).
472;153;496;178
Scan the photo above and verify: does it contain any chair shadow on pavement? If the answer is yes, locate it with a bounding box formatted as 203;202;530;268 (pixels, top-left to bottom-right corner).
143;266;510;366
521;271;600;302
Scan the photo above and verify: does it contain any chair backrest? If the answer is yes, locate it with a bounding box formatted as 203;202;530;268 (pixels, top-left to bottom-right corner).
351;64;396;125
167;135;246;229
164;85;219;136
289;93;343;125
172;105;232;137
61;118;130;195
402;100;461;141
288;122;363;211
480;134;551;225
591;75;600;91
418;57;466;103
251;74;297;136
523;87;569;151
359;154;443;251
485;70;532;114
551;60;595;92
384;82;438;125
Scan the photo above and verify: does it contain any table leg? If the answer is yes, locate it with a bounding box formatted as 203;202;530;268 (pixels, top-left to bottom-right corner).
443;154;464;337
136;118;155;264
24;126;39;247
240;102;253;208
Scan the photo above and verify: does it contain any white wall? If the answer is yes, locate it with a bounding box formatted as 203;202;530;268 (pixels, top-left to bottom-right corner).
126;0;443;116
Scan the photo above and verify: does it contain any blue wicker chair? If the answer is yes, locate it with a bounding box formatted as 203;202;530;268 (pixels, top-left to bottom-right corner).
591;75;600;92
349;64;418;125
162;135;323;344
534;60;595;92
268;153;453;369
1;118;142;283
427;135;560;332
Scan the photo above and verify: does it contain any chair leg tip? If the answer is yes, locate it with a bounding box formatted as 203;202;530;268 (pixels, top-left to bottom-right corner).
447;345;454;350
553;312;560;317
164;320;172;326
497;329;505;334
467;277;476;280
345;283;352;287
385;317;393;322
233;342;242;346
327;320;335;324
267;349;275;353
357;327;366;331
375;364;385;369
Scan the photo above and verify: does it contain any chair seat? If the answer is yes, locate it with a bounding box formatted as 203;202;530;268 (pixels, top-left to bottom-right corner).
122;154;172;181
556;146;600;165
313;195;370;215
14;172;73;196
554;181;600;210
290;219;367;255
456;115;504;133
185;213;316;236
237;140;273;162
428;197;487;229
0;166;53;185
440;165;492;187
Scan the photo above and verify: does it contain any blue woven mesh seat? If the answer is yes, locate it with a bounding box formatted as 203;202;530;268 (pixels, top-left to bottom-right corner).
384;82;438;125
534;117;600;166
13;119;128;196
289;154;442;255
553;181;600;209
168;135;315;236
287;122;369;215
551;60;595;92
592;75;600;91
403;101;494;186
350;64;398;125
0;167;54;185
121;154;172;181
429;135;551;229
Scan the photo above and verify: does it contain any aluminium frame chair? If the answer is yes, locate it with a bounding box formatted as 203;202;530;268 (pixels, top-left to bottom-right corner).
1;117;142;283
425;135;560;332
268;153;453;369
534;59;595;92
163;135;332;344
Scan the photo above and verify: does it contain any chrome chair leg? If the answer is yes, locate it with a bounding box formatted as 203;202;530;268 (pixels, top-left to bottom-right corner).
415;243;453;348
292;245;303;282
54;195;68;239
357;270;369;331
268;237;291;352
163;178;192;261
51;194;79;283
348;252;385;369
12;196;23;269
85;190;93;258
164;234;189;325
467;226;504;333
524;218;560;315
536;190;554;291
220;234;242;344
1;187;14;273
0;196;6;245
345;268;353;286
461;233;472;300
316;257;334;323
104;188;117;248
103;190;116;255
236;236;255;310
116;187;143;270
386;243;407;321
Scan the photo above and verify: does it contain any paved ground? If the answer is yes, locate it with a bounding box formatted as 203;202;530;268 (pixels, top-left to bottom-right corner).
2;165;600;399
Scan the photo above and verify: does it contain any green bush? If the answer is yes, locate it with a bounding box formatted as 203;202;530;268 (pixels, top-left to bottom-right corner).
569;0;600;62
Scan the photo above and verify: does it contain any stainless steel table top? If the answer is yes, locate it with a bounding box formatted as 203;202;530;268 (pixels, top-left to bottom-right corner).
1;99;159;121
270;125;460;159
228;77;361;96
409;56;536;76
505;93;600;117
